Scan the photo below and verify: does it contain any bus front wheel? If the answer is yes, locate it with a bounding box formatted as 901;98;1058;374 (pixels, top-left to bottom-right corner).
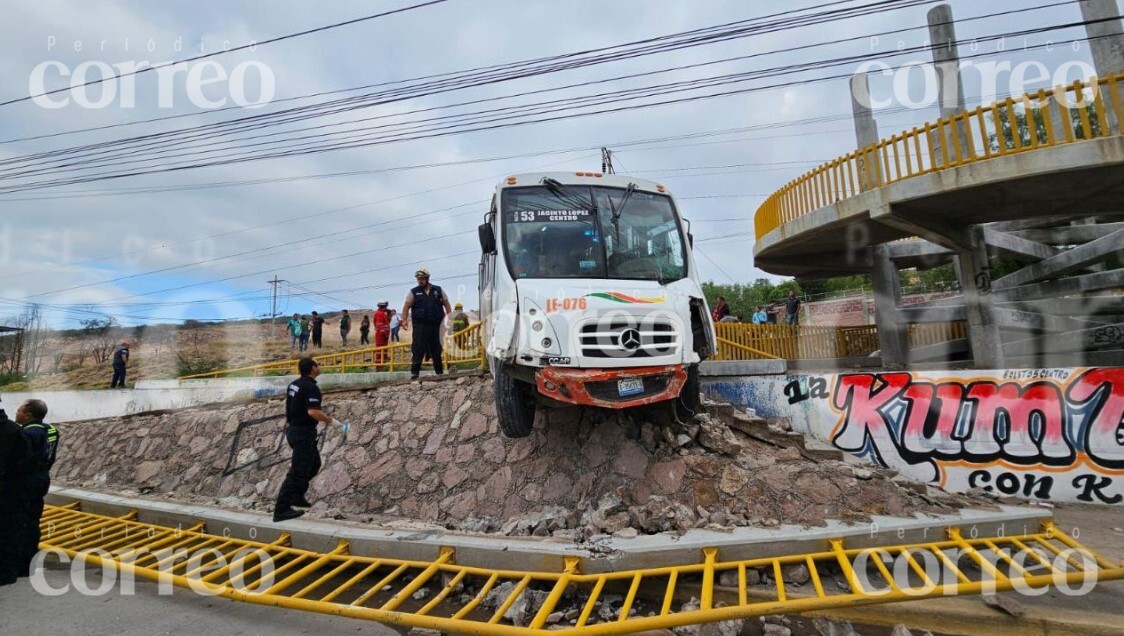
675;364;701;419
494;362;537;438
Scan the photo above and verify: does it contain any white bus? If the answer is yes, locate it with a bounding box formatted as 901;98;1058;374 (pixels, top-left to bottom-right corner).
477;172;716;437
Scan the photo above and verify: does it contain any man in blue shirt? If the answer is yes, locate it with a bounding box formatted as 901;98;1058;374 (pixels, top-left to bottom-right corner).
752;306;768;324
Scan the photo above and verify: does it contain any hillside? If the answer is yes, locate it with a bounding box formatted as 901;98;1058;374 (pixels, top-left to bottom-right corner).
1;310;429;391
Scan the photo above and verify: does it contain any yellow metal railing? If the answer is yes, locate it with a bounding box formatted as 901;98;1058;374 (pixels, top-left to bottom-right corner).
39;502;1124;636
185;320;968;374
182;323;484;379
714;322;966;360
755;73;1124;240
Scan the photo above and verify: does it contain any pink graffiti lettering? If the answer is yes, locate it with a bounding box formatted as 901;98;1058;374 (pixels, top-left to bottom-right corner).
1066;368;1124;470
831;371;1120;473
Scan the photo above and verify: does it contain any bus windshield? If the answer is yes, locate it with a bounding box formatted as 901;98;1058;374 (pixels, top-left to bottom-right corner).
501;185;687;282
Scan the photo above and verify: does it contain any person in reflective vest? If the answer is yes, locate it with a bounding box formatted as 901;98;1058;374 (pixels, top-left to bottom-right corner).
373;301;392;365
450;302;470;334
14;399;58;579
401;267;451;381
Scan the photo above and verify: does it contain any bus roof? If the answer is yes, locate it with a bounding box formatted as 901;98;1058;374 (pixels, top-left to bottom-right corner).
497;172;668;195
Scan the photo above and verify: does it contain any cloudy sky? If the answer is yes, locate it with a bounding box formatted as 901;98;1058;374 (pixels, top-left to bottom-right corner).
0;0;1112;326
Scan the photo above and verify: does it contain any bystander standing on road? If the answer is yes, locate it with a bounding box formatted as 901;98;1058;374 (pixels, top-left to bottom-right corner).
752;306;767;324
401;267;451;380
339;309;352;347
110;342;130;388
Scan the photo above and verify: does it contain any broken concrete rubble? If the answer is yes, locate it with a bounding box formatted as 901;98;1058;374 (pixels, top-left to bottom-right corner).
55;375;990;542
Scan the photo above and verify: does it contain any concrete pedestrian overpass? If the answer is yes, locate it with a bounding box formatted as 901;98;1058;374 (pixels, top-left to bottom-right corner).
752;72;1124;369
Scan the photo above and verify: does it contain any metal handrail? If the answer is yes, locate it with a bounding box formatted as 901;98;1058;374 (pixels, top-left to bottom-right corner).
755;73;1124;240
39;503;1124;636
181;323;484;379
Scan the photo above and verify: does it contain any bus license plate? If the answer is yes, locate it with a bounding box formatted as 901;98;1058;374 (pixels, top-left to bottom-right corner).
617;378;644;397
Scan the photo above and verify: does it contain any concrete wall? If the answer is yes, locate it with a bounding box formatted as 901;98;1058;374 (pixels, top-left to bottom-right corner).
2;371;410;423
803;291;958;327
703;367;1124;504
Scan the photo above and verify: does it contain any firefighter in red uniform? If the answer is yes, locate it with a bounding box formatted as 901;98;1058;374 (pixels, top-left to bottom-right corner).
373;300;392;365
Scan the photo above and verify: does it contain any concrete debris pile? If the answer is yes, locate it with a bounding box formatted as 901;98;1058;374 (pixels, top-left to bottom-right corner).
55;375;985;539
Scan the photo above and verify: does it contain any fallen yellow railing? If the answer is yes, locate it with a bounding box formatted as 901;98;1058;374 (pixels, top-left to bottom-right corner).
181;323;484;379
755;73;1124;241
39;503;1124;636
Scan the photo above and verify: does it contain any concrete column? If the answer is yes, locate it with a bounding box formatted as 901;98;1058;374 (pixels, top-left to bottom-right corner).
850;72;882;190
956;226;1004;368
928;5;970;164
871;244;909;368
1079;0;1124;133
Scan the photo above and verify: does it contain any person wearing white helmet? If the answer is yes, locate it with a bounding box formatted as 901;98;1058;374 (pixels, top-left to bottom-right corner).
373;300;392;364
401;267;451;380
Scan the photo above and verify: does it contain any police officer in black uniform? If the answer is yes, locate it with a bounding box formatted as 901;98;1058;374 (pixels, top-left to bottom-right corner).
0;402;33;586
13;399;58;578
273;357;343;522
401;267;452;381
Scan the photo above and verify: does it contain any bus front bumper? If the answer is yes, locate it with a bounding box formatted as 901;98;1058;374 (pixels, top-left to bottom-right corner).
535;365;687;409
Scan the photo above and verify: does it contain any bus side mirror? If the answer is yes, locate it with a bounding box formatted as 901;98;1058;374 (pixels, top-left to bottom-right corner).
688;233;694;247
478;223;496;254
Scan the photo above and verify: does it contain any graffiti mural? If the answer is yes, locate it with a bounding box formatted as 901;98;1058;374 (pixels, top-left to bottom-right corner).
703;367;1124;504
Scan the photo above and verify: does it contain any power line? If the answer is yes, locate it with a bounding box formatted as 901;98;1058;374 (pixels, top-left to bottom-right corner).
1;15;1103;193
0;0;938;186
0;0;454;108
0;0;904;145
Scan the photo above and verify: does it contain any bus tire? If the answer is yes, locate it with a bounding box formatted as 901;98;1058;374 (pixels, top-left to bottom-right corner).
494;363;537;438
675;364;701;419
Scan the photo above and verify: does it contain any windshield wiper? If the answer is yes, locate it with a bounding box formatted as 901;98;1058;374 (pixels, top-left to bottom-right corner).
609;182;637;222
541;178;593;211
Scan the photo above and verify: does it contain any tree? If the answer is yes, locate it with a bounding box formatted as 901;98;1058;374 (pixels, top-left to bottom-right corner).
80;316;118;364
990;99;1103;153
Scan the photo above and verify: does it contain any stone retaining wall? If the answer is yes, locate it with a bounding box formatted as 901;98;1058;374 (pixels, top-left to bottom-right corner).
53;375;979;537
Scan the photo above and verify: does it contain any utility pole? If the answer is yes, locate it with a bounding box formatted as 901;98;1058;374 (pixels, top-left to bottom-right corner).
267;276;286;327
600;147;615;174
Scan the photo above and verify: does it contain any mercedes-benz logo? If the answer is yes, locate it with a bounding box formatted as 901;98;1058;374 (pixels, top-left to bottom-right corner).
620;328;641;351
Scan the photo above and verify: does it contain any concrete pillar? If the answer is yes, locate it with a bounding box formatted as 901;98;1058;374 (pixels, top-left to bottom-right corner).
871;244;909;368
928;5;970;164
956;226;1004;369
1079;0;1124;133
850;72;882;190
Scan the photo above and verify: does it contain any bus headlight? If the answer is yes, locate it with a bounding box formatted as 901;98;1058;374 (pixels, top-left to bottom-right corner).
542;338;552;348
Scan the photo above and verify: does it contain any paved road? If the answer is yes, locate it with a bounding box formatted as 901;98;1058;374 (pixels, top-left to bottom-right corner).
4;503;1119;635
1;563;402;636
